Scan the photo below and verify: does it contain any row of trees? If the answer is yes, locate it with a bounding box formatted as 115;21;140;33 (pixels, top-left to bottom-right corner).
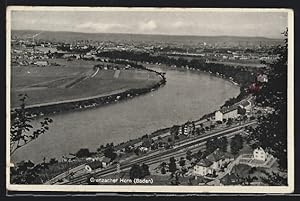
96;50;256;87
205;134;243;155
248;29;288;171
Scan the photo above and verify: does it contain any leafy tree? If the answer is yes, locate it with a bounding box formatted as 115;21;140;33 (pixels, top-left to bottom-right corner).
170;125;180;135
49;158;58;165
193;149;203;160
10;160;42;184
10;94;53;155
161;167;166;174
134;148;140;156
129;164;143;180
249;29;288;170
170;172;181;185
75;148;91;158
35;157;50;183
104;144;117;160
236;174;258;185
230;134;243;155
226;118;233;126
159;162;167;174
142;139;152;148
218;136;228;152
186;150;193;161
179;157;186;167
206;137;218;154
141;163;150;177
168;157;177;176
261;171;287;186
97;144;105;152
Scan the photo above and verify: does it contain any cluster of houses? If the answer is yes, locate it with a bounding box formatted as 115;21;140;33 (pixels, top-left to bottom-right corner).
193;147;273;179
214;99;253;122
11;47;51;66
193;148;234;177
178;121;196;136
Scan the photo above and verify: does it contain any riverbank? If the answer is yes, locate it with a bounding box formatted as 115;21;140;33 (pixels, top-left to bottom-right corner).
84;61;255;163
11;65;166;118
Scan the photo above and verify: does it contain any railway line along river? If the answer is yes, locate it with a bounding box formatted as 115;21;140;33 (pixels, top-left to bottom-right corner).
11;64;240;163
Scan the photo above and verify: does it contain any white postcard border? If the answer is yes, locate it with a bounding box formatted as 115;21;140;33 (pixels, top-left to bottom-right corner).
6;6;295;194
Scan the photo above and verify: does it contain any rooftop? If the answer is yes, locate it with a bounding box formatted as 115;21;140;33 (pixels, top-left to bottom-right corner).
196;158;213;167
206;148;232;162
220;104;239;114
102;157;111;163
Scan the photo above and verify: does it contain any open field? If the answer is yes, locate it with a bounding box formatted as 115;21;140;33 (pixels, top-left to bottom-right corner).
11;62;161;108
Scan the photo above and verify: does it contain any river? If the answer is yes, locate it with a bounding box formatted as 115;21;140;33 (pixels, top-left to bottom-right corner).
11;65;240;163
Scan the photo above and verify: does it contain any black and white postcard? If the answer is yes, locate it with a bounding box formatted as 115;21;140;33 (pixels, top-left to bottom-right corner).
6;7;294;193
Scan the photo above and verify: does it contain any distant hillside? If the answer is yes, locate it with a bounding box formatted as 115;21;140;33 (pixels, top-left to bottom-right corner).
11;30;283;47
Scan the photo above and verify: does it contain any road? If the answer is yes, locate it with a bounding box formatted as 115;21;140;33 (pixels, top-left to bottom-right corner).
54;121;256;185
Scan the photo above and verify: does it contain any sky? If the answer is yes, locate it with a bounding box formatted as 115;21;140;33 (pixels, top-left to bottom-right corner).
11;9;288;38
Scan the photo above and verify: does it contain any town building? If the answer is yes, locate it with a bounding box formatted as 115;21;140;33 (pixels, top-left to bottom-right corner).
239;100;252;112
139;147;149;153
101;157;111;168
206;148;234;171
193;148;234;177
215;111;223;122
253;147;267;161
193;158;213;176
215;105;239;121
257;74;268;83
183;122;195;136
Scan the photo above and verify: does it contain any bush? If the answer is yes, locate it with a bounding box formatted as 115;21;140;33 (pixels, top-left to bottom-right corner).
75;148;91;158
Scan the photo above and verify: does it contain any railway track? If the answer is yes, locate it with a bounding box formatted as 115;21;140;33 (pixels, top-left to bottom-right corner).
57;121;255;185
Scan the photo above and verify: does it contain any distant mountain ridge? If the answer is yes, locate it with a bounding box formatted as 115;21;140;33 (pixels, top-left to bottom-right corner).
11;29;283;47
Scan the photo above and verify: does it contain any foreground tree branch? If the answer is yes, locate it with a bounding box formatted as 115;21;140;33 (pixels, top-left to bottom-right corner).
10;94;53;156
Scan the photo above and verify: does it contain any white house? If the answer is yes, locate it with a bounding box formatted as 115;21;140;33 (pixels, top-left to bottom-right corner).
239;100;252;111
193;158;213;176
215;111;223;122
182;122;195;136
215;105;239;121
193;149;234;176
177;122;195;136
253;147;267;161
